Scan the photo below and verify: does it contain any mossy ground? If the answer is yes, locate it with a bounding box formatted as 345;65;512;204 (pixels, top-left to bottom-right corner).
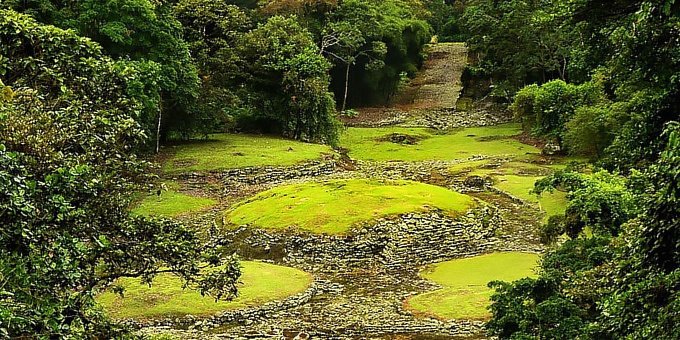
405;252;539;320
339;124;539;162
448;158;570;219
494;175;567;218
97;261;312;320
162;134;333;172
132;182;216;217
224;179;477;234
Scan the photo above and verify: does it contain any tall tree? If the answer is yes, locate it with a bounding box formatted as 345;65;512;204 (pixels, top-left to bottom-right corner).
3;0;202;142
0;10;239;337
238;16;340;143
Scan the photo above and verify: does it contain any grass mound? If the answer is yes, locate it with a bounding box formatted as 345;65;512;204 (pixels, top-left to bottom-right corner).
224;179;476;234
339;124;539;162
405;252;539;320
163;134;333;172
97;261;312;320
133;182;216;217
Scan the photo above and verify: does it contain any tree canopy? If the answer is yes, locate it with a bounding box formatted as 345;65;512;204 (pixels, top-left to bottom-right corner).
448;1;680;338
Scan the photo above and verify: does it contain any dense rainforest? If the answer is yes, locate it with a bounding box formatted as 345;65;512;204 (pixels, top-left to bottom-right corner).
0;0;678;338
456;0;680;339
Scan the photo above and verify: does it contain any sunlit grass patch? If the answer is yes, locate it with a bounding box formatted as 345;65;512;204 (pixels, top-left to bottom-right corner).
132;182;216;217
162;134;333;172
448;159;495;175
405;252;539;320
224;179;477;234
97;261;312;320
494;175;567;218
339;123;540;162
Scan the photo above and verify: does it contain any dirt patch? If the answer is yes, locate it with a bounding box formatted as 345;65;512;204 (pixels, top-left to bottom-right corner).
514;131;547;149
378;133;423;145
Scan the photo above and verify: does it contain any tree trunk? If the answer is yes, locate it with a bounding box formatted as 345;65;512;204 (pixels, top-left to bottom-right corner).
341;63;350;112
156;96;162;154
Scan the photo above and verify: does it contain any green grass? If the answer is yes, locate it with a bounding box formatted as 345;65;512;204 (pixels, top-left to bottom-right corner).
163;134;333;172
494;175;567;218
405;252;539;320
448;159;494;175
451;160;557;179
339;123;539;162
97;261;313;320
133;183;216;217
224;179;477;234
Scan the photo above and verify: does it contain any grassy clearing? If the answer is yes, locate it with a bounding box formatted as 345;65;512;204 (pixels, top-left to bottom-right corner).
494;175;567;218
97;261;312;320
162;134;333;172
339;123;539;162
132;182;216;217
405;252;539;320
224;179;476;234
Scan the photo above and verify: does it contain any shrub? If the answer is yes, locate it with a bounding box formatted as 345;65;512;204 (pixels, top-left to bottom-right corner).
564;103;623;157
511;80;604;147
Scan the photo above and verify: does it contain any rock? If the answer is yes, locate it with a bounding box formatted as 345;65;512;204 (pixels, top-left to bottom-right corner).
463;175;487;188
542;142;562;155
384;133;420;145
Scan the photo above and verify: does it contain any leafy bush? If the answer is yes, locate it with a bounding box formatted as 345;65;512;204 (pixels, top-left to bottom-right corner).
511;80;604;146
535;170;637;237
232;16;341;144
563;104;622;157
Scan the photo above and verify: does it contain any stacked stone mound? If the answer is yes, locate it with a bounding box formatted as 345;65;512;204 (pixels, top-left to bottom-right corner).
223;205;501;271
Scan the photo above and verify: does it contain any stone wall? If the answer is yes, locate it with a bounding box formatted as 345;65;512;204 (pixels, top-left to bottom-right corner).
219;160;337;186
223;205;502;271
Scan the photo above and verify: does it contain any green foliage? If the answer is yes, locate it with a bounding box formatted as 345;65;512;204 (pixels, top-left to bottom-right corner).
174;0;252;135
535;170;637;238
487;125;680;339
0;80;13;102
464;0;679;170
563;103;623;157
487;236;614;339
4;0;203;141
324;0;432;106
511;79;604;145
0;11;239;338
225;179;476;234
594;123;680;339
540;215;566;245
238;16;341;143
0;92;239;337
0;10;145;125
461;0;577;94
423;0;466;42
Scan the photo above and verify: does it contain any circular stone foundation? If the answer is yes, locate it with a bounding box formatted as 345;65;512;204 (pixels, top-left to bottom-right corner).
224;179;477;235
97;261;313;320
405;252;539;320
